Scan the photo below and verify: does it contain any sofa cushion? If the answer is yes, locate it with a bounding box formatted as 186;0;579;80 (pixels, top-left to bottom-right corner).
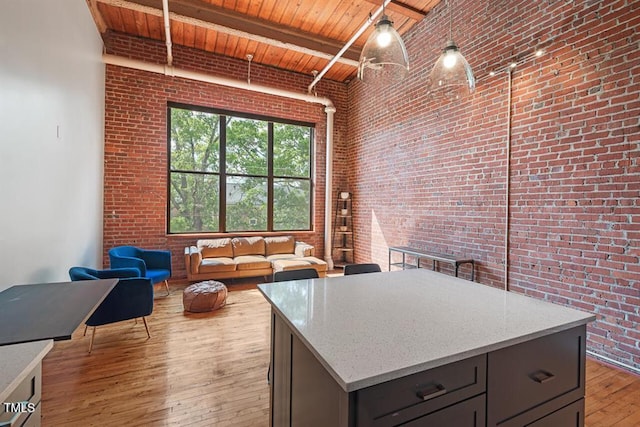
299;256;328;271
234;255;271;271
199;257;237;274
198;238;233;259
295;242;315;257
266;253;298;261
232;237;265;257
271;257;327;274
271;259;312;272
265;236;295;256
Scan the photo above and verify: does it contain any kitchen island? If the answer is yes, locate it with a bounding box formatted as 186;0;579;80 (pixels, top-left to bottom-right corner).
258;269;595;427
0;340;53;426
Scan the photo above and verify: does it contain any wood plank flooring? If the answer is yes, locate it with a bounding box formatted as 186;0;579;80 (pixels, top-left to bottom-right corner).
41;280;270;427
585;356;640;426
41;280;640;426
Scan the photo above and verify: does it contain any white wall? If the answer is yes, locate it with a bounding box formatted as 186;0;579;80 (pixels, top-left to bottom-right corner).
0;1;105;284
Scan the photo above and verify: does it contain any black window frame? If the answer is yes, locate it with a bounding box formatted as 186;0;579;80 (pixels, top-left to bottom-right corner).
167;102;315;234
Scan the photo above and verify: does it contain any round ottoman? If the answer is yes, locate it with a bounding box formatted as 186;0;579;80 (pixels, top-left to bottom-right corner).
183;280;228;313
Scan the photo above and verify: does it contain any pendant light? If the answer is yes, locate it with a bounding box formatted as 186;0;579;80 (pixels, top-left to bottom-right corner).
428;0;475;99
358;5;409;83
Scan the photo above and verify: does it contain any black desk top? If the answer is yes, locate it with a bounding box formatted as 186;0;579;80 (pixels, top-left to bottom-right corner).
0;279;117;346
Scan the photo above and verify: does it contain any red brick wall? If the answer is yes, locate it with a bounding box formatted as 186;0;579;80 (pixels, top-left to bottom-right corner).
347;0;639;369
103;32;348;279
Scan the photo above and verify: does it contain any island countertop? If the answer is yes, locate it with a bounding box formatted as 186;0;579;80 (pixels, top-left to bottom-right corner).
0;340;53;403
258;268;595;392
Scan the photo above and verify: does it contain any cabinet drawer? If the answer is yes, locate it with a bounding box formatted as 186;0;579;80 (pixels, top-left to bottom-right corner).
487;326;586;426
21;402;42;427
527;399;583;427
401;395;486;427
0;362;42;427
402;394;486;427
357;354;486;427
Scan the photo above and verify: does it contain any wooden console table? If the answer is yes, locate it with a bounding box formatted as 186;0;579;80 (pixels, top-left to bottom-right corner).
389;246;475;281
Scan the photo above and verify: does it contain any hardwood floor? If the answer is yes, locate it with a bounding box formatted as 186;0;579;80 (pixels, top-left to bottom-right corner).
41;280;270;427
585;356;640;426
41;280;640;426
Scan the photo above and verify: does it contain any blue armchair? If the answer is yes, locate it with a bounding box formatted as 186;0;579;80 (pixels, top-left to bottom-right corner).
108;246;172;295
69;267;154;353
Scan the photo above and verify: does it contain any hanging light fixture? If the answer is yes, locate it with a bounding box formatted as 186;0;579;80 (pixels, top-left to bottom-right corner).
428;0;475;99
358;5;409;83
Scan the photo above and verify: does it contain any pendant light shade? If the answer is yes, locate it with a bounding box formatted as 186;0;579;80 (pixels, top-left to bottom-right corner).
358;15;409;82
427;1;475;99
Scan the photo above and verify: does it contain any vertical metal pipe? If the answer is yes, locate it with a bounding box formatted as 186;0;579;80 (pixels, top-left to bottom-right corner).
324;106;336;270
162;0;173;66
504;69;513;291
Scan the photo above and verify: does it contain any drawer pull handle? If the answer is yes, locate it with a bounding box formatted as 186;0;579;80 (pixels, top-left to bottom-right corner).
416;383;447;401
530;370;556;384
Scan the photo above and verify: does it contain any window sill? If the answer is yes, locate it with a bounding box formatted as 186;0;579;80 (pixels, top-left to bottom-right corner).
167;230;317;239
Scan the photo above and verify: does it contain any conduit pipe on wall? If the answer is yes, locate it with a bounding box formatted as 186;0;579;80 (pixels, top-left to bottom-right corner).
161;0;173;66
324;106;336;270
504;68;513;291
102;54;336;266
103;54;334;107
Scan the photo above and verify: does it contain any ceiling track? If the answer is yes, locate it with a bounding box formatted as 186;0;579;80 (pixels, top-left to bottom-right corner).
308;0;393;93
362;0;428;21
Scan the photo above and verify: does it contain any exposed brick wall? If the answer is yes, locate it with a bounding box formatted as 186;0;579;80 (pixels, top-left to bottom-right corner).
103;1;638;370
103;32;348;279
347;0;639;369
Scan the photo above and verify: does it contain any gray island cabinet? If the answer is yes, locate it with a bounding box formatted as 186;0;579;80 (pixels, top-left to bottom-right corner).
258;269;595;427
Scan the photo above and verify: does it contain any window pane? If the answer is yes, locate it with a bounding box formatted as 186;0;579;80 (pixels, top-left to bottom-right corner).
274;178;311;230
226;117;268;176
170;108;220;173
273;123;311;177
167;105;314;233
226;176;267;231
169;172;219;233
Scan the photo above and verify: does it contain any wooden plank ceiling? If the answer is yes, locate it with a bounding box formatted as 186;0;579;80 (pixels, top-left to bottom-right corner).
87;0;441;83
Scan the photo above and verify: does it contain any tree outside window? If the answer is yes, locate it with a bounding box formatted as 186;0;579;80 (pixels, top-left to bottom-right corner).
168;104;313;234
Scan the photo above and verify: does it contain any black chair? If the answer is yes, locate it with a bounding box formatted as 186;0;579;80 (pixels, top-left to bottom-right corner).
269;267;319;384
343;263;382;276
273;268;319;282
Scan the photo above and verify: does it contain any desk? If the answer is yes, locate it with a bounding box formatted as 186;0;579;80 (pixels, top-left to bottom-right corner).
388;246;475;281
0;279;117;346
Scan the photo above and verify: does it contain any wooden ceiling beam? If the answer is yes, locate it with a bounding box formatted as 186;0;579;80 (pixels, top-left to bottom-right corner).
86;0;108;33
362;0;428;21
97;0;362;67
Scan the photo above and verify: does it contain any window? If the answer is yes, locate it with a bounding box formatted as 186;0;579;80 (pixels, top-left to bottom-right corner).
168;104;313;234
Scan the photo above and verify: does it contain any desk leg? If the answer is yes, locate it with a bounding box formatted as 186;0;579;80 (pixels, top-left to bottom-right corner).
388;251;391;271
402;253;406;270
432;260;436;271
455;264;459;277
471;261;475;282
